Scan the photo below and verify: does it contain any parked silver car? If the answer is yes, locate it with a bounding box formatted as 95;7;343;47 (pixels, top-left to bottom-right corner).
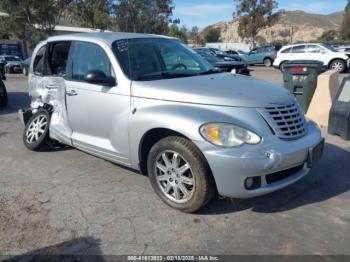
19;33;324;212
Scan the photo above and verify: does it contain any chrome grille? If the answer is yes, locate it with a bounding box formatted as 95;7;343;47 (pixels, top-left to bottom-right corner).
259;103;307;140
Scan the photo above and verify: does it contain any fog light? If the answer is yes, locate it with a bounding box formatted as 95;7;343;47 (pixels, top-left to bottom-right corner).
245;176;261;190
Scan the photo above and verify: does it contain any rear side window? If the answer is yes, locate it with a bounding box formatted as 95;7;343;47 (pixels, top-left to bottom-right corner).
33;46;46;75
281;47;292;54
48;42;71;76
291;45;306;53
70;42;113;81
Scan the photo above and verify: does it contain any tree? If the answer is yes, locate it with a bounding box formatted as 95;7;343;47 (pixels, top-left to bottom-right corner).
202;27;221;43
68;0;113;30
168;24;188;43
233;0;280;48
114;0;174;34
188;26;205;46
341;1;350;40
0;0;70;55
319;30;340;42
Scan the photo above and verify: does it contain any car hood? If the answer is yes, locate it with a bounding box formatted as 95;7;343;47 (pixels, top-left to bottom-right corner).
132;73;295;108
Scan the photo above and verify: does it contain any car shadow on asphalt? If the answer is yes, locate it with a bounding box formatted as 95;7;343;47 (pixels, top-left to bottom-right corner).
4;237;105;261
199;142;350;215
0;91;30;115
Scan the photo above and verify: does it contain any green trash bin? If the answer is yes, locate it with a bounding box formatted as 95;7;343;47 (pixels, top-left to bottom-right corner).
283;60;324;113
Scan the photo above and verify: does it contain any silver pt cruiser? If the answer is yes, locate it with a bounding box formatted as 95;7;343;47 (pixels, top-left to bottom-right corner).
19;33;324;212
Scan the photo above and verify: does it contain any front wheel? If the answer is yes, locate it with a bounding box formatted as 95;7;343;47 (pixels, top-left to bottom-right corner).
23;109;52;151
147;136;215;213
330;59;346;73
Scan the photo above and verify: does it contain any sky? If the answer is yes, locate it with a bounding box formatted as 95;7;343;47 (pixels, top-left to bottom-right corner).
172;0;348;29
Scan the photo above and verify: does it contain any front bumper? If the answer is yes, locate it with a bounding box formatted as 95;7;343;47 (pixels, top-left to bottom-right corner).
194;121;323;198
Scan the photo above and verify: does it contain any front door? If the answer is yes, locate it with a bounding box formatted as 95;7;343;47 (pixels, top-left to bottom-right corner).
65;41;131;164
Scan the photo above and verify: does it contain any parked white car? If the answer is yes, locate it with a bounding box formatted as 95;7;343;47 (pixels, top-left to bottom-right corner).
273;43;349;73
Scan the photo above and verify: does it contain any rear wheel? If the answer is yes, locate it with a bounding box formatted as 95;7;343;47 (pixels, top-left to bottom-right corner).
23;109;52;151
330;59;346;73
263;58;273;67
279;61;288;73
147;136;215;213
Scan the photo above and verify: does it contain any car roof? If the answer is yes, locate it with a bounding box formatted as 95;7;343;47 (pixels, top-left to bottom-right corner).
281;43;323;49
46;32;175;46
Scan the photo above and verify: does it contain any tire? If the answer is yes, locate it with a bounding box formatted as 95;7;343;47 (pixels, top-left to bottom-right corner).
147;136;215;213
329;59;346;73
280;61;288;73
23;109;52;151
0;80;7;107
23;67;28;76
263;58;273;67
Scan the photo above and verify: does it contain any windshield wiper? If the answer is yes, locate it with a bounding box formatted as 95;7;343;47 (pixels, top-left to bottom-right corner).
136;71;197;80
199;68;222;75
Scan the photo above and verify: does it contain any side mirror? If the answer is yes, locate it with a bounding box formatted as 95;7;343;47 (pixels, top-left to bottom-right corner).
85;70;116;87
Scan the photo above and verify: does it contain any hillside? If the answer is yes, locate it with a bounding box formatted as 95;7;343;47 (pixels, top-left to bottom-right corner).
208;10;343;44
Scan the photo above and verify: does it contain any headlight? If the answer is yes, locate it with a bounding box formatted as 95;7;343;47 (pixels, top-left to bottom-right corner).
199;123;261;147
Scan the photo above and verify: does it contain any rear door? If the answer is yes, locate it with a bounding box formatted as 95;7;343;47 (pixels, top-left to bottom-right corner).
29;41;73;145
289;45;307;61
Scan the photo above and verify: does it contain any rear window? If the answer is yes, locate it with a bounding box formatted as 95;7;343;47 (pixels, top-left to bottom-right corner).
291;45;306;53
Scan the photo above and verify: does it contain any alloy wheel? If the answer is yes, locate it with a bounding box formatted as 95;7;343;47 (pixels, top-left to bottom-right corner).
331;61;344;72
154;150;195;203
25;115;48;144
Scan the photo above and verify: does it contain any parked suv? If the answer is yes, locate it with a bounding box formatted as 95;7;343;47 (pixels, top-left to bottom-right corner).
19;33;324;212
242;45;279;67
274;43;349;73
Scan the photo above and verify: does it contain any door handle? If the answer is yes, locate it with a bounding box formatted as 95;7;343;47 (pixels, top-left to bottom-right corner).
66;90;78;96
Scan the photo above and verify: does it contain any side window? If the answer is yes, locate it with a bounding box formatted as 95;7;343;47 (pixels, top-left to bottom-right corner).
250;48;258;54
307;45;324;53
281;47;292;54
33;46;46;76
71;42;113;81
48;42;71;76
291;45;306;53
257;48;264;53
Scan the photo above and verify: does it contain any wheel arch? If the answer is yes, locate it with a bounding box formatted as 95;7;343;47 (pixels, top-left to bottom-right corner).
328;58;346;68
138;128;214;182
138;128;189;175
263;57;273;62
279;60;288;68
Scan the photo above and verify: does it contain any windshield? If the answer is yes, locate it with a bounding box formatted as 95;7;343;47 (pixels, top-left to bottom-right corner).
238;50;247;55
196;51;221;63
4;56;20;62
112;38;213;81
321;44;338;52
